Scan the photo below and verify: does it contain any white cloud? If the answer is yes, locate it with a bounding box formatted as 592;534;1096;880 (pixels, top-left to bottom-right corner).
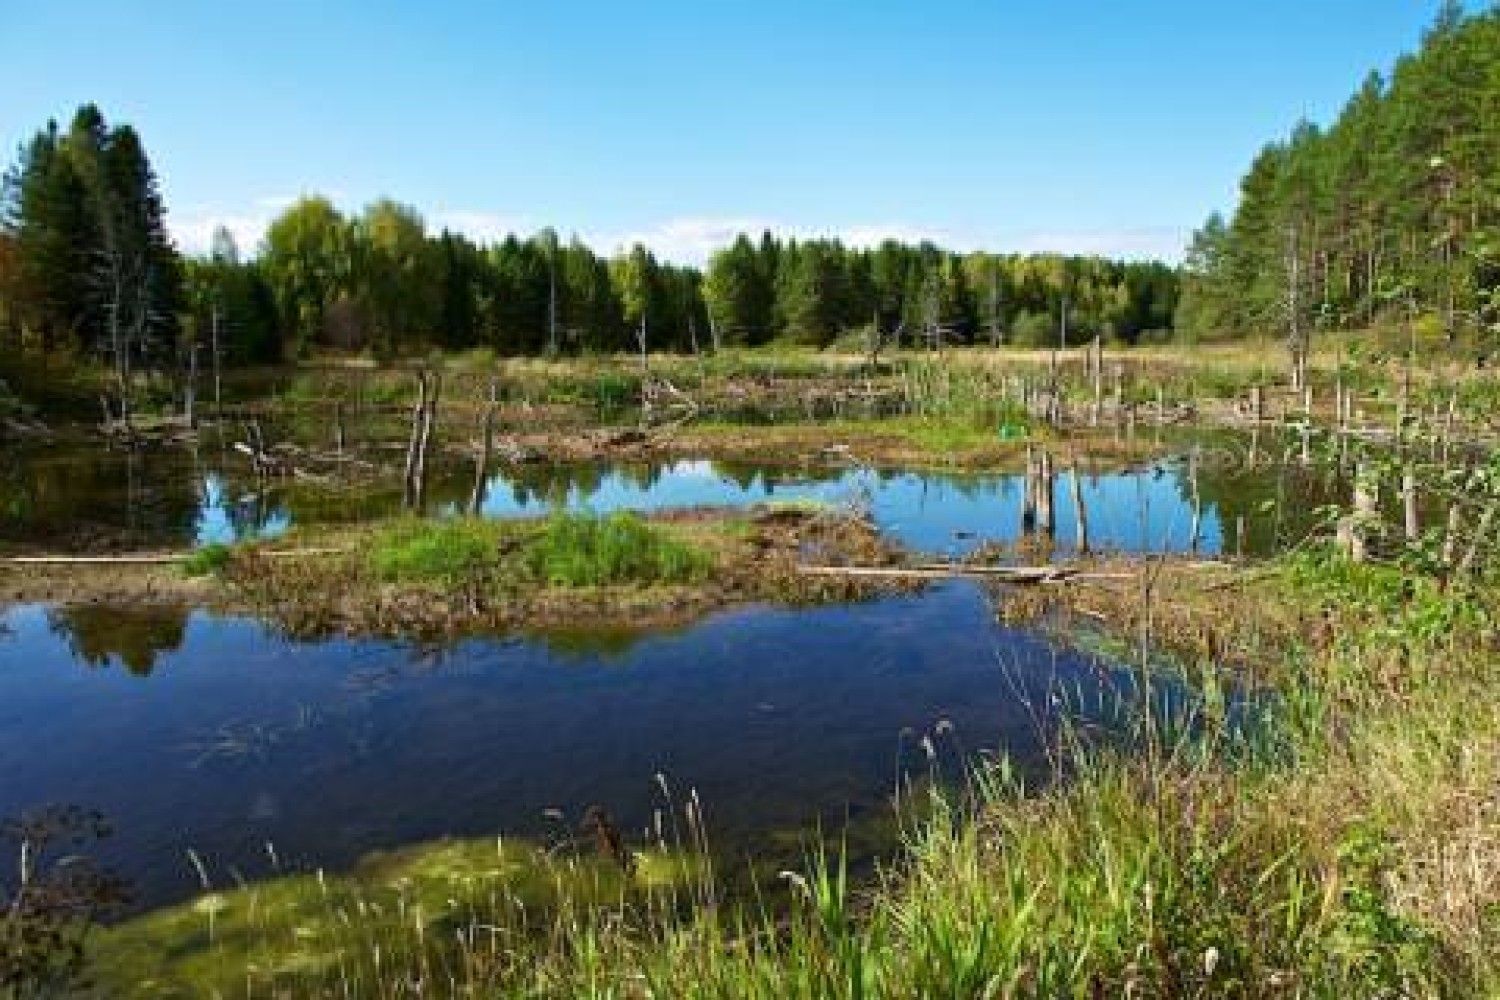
169;208;273;257
1003;227;1188;263
588;217;966;265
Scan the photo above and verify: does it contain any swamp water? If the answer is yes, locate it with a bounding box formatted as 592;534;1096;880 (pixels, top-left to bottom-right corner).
3;435;1341;555
0;442;1318;913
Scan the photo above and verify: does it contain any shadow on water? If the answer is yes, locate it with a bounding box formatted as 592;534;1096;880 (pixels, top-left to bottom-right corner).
0;582;1224;913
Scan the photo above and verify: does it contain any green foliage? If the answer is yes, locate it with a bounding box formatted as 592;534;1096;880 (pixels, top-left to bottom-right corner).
366;513;711;590
1;104;182;414
1185;8;1500;348
1283;544;1485;647
368;518;504;583
522;511;712;587
180;542;233;577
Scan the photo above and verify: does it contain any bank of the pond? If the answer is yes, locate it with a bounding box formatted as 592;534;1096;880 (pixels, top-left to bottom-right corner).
79;550;1499;996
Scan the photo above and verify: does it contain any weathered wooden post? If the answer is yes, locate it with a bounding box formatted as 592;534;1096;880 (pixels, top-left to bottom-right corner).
1442;503;1462;569
403;371;441;509
470;405;496;514
1069;458;1088;554
402;372;428;508
1401;468;1419;544
1090;336;1103;428
1338;464;1378;563
1456;500;1497;582
1188;448;1203;553
184;337;198;429
1037;449;1055;539
1022;444;1038;536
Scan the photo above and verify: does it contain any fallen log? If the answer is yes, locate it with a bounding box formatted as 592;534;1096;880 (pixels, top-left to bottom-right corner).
797;564;1135;584
2;547;348;566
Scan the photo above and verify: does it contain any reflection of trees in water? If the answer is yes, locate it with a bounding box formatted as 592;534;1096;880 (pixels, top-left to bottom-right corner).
46;604;189;676
1;447;206;549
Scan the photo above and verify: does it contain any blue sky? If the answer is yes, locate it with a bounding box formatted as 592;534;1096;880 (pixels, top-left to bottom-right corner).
2;1;1475;263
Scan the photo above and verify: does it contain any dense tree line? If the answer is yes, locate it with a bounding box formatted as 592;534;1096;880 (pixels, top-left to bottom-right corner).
704;234;1176;349
2;104;1181;416
1177;2;1500;370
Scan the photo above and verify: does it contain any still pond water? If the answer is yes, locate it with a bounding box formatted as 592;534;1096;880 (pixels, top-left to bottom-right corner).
0;445;1321;912
0;442;1332;555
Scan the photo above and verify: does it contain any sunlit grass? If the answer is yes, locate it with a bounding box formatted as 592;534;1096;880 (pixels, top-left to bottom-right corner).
524;510;713;587
87;546;1500;996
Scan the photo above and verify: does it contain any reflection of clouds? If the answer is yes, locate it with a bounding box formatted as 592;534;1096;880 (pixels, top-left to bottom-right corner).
665;459;717;479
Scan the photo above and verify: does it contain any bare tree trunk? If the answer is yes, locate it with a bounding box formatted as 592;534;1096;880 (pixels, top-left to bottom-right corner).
1022;444;1038;536
1442;503;1462;569
1338;464;1378;563
211;303;223;414
1287;224;1304;392
413;373;440;508
185;336;198;428
1090;336;1103;428
1188;448;1202;553
470;405;496;514
1036;450;1055;540
403;372;430;508
1401;468;1419;543
1456;500;1497;582
1069;458;1088;554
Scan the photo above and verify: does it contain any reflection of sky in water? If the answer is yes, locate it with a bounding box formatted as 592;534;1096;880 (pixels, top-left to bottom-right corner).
193;475;292;545
191;459;1220;555
469;459;1219;556
0;584;1162;911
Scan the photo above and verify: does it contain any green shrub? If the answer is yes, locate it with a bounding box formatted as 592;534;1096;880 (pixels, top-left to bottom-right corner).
523;511;712;587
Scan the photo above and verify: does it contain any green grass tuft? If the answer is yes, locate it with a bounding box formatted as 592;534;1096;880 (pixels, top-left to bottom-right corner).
180;543;234;577
369;519;505;583
523;510;713;587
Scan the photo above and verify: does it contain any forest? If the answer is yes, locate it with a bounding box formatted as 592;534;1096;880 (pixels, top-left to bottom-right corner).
0;104;1177;419
1177;2;1500;366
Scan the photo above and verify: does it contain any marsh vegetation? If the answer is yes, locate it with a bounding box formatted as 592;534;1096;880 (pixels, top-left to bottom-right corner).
4;7;1500;995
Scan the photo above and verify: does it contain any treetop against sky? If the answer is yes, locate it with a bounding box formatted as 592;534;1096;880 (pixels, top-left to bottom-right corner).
2;1;1485;264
